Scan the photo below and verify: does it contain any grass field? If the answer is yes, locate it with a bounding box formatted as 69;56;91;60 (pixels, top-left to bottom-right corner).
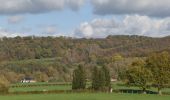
4;82;170;100
10;85;71;92
0;93;170;100
10;82;170;94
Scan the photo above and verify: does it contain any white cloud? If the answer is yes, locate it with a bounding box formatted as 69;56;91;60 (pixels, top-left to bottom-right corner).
0;25;70;37
0;0;85;15
36;25;71;37
92;0;170;17
2;15;170;38
0;27;24;37
44;26;58;34
74;15;170;38
7;15;24;24
75;22;94;38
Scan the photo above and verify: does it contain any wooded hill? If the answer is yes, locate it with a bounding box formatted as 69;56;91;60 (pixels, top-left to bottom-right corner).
0;35;170;61
0;35;170;82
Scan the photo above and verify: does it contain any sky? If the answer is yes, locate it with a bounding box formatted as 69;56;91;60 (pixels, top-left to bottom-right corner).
0;0;170;38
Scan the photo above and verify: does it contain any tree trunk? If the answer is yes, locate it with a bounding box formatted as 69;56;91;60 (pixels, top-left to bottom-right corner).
158;88;162;95
142;88;146;94
110;87;113;93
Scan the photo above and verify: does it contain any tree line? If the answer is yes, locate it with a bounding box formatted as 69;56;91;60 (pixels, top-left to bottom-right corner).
0;51;170;94
0;35;169;61
123;51;170;95
71;51;170;95
72;65;111;92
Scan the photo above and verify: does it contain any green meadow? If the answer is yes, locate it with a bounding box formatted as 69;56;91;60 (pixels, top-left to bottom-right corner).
10;85;71;92
9;82;170;94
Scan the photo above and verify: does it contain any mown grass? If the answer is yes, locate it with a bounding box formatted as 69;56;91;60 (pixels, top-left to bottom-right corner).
10;85;71;92
1;93;170;100
6;82;170;100
10;82;170;94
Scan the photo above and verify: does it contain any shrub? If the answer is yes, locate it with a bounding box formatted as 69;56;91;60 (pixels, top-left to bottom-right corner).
0;76;10;94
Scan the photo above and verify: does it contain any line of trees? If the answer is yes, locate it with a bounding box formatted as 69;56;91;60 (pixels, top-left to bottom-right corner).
92;66;111;91
0;51;169;94
124;51;170;95
72;51;170;94
72;65;111;92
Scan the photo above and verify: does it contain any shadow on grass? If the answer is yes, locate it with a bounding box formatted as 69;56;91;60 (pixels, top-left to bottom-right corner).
116;89;158;94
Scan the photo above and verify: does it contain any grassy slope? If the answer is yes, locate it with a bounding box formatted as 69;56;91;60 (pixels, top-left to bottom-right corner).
1;93;170;100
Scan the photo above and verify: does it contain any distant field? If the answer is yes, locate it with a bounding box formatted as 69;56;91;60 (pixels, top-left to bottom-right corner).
1;93;170;100
10;85;71;92
5;82;170;100
10;82;170;94
10;82;71;92
5;57;57;65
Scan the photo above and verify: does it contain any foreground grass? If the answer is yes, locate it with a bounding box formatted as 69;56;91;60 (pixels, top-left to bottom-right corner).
0;93;170;100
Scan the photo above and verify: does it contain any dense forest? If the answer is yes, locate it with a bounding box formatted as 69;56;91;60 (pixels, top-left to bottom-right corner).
0;35;170;83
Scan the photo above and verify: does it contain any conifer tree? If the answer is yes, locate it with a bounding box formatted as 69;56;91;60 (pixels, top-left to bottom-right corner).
102;66;111;88
72;65;86;90
92;66;100;90
92;66;111;91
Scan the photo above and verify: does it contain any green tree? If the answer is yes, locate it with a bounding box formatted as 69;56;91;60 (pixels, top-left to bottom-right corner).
92;66;111;91
146;51;170;95
102;66;111;88
98;68;106;90
72;65;86;90
125;59;152;94
92;66;100;90
34;72;48;82
112;54;123;62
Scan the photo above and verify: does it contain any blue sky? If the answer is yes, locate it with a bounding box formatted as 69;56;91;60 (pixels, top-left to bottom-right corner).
0;0;170;38
0;0;96;37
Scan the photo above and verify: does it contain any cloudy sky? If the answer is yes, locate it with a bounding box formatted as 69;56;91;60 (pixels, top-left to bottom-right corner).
0;0;170;38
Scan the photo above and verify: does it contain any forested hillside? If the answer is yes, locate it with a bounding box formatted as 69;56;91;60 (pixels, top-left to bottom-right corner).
0;35;170;61
0;35;170;83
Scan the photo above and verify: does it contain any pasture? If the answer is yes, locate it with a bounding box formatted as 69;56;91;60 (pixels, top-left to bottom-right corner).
4;82;170;100
9;82;170;94
10;85;71;92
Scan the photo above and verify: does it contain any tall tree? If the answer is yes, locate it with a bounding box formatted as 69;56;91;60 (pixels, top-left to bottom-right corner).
72;65;86;90
102;66;111;88
146;51;170;95
125;59;152;94
92;66;111;91
92;66;100;90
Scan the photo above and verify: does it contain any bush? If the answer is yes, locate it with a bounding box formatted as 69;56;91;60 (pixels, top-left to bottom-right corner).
0;76;10;94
